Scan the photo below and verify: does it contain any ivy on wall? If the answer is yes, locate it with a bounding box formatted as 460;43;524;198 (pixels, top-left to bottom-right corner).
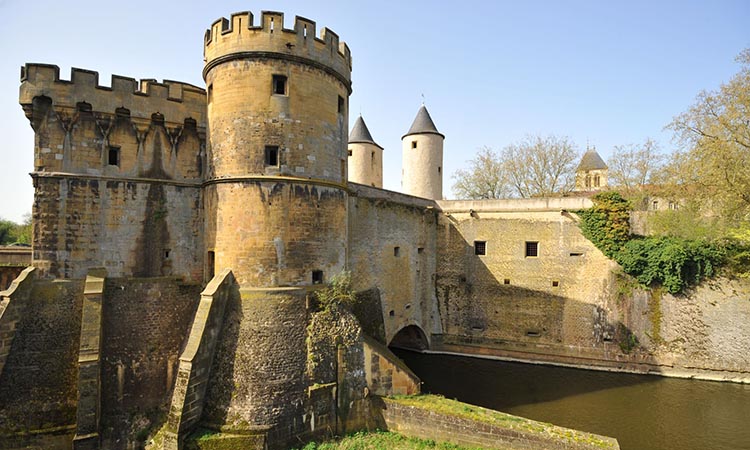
578;192;728;294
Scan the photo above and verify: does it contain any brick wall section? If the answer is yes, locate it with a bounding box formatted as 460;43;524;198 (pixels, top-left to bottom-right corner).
0;277;83;437
380;397;620;450
163;269;237;449
73;268;107;449
0;266;27;292
348;184;440;345
363;334;420;396
99;276;201;449
0;267;35;379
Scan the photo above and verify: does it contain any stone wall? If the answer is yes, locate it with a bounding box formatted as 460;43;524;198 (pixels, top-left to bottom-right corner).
19;64;206;282
363;335;420;396
100;277;201;449
348;184;440;345
379;396;619;450
0;277;83;444
435;200;616;352
164;269;237;449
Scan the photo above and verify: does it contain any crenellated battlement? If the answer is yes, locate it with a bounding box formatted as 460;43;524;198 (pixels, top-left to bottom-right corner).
203;11;351;88
19;64;207;126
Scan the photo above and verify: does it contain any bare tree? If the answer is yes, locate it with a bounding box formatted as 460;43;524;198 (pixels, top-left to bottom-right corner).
451;135;579;199
452;146;510;199
503;134;579;198
607;138;664;190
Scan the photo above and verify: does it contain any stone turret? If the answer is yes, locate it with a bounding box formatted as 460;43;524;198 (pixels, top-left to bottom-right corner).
575;147;608;191
199;10;352;445
401;105;444;199
203;10;351;287
347;115;383;187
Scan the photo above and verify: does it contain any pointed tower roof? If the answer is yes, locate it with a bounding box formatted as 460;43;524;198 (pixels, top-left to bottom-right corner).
577;148;608;171
349;116;383;149
403;105;444;139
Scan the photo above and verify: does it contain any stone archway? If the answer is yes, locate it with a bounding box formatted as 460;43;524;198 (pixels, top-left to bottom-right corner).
389;324;429;351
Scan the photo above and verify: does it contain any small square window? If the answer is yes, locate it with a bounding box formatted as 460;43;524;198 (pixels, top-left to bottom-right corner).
108;146;120;166
347;149;353;157
552;280;559;287
474;241;486;256
272;75;287;95
394;246;400;257
411;141;417;149
265;146;279;166
417;247;424;254
525;241;539;258
503;278;511;285
312;270;323;284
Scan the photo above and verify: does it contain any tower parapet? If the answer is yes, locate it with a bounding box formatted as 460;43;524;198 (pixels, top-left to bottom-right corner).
203;11;351;90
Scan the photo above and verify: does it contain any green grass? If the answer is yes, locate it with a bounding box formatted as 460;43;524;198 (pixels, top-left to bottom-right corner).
291;430;479;450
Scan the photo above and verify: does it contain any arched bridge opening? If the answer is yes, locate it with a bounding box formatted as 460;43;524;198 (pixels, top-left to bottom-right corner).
388;325;429;351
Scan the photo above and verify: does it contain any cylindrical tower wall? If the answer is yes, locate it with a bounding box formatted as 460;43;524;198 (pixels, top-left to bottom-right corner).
401;133;444;200
348;142;383;188
203;11;351;288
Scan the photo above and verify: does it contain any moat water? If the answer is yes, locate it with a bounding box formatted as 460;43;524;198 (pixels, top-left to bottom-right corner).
393;349;750;450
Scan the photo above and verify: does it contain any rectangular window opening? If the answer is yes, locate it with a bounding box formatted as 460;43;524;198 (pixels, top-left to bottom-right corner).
474;241;486;256
569;252;583;257
503;278;511;285
525;241;539;258
108;146;120;166
312;270;323;284
417;247;424;254
272;75;287;95
338;95;345;114
207;251;215;280
552;280;559;287
394;246;400;257
265;146;279;166
347;149;353;157
526;331;541;337
411;141;417;149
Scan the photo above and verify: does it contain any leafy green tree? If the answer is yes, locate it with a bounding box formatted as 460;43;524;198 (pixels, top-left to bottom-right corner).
667;48;750;224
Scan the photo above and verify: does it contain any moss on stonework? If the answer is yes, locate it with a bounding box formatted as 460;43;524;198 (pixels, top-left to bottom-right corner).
291;430;478;449
387;395;618;449
649;287;663;344
182;427;265;450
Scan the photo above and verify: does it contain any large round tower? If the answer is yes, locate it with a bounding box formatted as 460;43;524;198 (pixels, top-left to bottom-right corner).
203;11;351;287
401;105;444;199
347;115;383;187
199;11;352;444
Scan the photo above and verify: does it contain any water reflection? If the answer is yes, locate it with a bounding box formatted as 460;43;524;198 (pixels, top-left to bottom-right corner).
393;349;750;450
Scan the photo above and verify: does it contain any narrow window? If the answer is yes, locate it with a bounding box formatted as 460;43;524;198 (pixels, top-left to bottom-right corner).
525;241;539;258
338;95;345;114
371;151;375;163
438;166;442;174
312;270;323;284
164;249;170;259
569;252;583;257
108;146;120;166
207;84;213;104
526;331;541;337
272;75;287;95
594;175;601;187
411;141;417;149
652;200;659;210
474;241;486;256
207;251;215;280
265;146;279;166
389;310;395;317
347;149;353;157
394;246;400;257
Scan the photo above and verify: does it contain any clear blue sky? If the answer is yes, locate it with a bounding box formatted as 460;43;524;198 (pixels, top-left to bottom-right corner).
0;0;747;222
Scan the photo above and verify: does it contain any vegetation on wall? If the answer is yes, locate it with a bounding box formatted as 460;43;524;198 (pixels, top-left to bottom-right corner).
578;192;731;294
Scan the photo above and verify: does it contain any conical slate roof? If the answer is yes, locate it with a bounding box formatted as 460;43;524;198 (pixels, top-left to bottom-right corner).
577;148;608;171
403;105;444;139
